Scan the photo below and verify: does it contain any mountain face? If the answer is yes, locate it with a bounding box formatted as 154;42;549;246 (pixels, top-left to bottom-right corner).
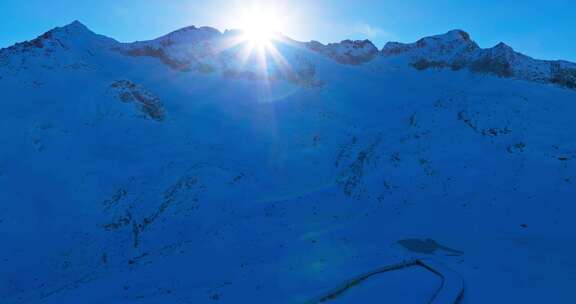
1;21;576;303
381;29;576;88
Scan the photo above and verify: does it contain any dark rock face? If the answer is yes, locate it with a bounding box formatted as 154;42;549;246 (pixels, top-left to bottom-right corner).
305;39;379;65
551;62;576;89
12;31;58;51
469;56;514;77
382;30;480;57
412;59;454;71
112;26;221;72
287;54;325;87
115;46;191;71
110;80;166;121
383;30;576;90
468;42;516;77
397;239;464;255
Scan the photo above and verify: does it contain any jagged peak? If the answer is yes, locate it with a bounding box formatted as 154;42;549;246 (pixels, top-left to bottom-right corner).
442;29;473;42
382;29;479;56
307;39;377;50
165;25;221;36
64;20;89;30
333;39;375;46
153;25;221;44
490;42;515;54
379;29;576;88
480;42;520;62
50;20;94;36
494;41;511;49
304;39;378;65
415;29;477;47
1;20;117;53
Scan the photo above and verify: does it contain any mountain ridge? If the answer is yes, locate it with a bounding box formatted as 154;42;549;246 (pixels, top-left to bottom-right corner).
2;20;576;90
0;20;576;89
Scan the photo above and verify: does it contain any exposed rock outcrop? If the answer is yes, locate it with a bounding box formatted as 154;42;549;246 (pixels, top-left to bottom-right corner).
382;29;576;89
305;39;379;65
2;22;576;91
109;80;166;121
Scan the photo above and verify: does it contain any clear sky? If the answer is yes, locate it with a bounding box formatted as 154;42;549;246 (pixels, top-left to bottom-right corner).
1;0;575;61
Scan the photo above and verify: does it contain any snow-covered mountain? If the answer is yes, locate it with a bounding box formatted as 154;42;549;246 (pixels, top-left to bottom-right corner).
1;21;576;303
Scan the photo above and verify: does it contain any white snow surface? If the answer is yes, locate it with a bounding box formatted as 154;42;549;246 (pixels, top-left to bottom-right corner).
1;21;576;303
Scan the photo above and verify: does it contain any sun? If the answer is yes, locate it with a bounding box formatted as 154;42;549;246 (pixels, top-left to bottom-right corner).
218;4;294;85
239;8;282;45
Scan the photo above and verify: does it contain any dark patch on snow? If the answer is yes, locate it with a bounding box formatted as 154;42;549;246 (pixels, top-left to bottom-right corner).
110;80;166;121
397;239;463;255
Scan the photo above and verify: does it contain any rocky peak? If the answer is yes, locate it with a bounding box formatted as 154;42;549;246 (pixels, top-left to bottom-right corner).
381;29;576;89
305;39;378;65
114;26;224;71
1;20;116;61
485;42;516;58
4;21;576;91
54;20;92;35
443;29;473;43
43;20;116;47
153;26;221;46
382;29;479;59
493;42;512;50
0;20;119;75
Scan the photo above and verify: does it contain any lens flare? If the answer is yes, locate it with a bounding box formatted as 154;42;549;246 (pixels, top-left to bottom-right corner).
239;8;282;45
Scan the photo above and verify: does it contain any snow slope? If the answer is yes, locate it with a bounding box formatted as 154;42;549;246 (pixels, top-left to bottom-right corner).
1;21;576;303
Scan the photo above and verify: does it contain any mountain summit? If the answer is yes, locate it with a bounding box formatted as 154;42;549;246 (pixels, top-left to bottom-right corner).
2;22;576;89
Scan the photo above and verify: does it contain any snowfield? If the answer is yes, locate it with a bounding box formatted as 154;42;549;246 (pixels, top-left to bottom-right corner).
1;21;576;303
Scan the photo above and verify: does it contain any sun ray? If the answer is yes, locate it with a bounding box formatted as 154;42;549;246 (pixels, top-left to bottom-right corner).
265;41;293;75
211;4;299;94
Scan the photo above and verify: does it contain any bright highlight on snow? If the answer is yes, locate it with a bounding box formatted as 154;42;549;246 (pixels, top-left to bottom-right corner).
222;6;292;86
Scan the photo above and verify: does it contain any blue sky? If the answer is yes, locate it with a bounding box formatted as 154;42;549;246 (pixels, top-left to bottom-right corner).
1;0;575;61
